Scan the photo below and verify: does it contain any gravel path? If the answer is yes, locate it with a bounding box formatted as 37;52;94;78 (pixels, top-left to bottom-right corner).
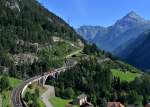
41;85;55;107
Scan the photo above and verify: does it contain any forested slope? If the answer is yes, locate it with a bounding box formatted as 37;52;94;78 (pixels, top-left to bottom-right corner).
0;0;83;78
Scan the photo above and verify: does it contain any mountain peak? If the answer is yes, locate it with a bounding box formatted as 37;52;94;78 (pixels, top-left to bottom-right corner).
126;11;141;18
123;11;144;21
127;11;138;16
115;11;147;28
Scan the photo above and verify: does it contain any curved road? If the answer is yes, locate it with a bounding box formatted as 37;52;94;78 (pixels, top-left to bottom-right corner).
41;85;55;107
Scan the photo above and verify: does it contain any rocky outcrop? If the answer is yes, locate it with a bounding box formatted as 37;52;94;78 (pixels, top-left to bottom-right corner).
12;53;38;65
5;0;20;12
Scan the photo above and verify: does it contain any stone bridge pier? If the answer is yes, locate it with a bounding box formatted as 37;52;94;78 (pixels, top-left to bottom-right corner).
37;69;63;86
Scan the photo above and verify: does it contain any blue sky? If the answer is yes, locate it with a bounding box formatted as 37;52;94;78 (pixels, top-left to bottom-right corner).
38;0;150;28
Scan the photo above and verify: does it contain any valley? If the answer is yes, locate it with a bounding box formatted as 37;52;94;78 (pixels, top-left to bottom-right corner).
0;0;149;107
78;11;150;71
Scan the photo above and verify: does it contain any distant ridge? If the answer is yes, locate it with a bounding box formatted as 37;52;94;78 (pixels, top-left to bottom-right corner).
77;11;150;52
123;29;150;70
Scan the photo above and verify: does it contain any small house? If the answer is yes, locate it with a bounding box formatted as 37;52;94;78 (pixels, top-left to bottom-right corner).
145;103;150;107
107;102;125;107
74;94;87;106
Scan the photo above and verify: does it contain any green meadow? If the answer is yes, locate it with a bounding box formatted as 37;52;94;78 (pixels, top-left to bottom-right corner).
111;69;141;82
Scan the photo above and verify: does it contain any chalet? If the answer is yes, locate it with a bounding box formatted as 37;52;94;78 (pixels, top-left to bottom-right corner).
74;94;87;106
107;102;125;107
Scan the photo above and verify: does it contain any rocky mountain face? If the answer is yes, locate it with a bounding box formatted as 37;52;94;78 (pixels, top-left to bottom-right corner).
77;26;108;42
77;11;150;52
121;30;150;70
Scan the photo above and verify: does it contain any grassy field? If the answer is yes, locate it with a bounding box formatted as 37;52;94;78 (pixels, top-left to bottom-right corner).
0;76;22;107
50;97;78;107
2;91;11;107
38;41;81;68
111;69;141;82
37;98;46;107
8;77;22;88
38;41;79;59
